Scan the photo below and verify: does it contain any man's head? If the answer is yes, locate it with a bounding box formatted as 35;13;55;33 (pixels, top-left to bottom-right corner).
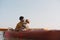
19;16;24;22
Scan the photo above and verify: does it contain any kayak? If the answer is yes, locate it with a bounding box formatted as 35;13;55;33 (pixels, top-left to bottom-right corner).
4;29;60;40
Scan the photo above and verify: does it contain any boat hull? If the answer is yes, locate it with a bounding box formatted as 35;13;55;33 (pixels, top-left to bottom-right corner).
4;29;60;40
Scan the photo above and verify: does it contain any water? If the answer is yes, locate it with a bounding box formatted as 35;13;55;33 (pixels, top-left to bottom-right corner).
0;31;4;40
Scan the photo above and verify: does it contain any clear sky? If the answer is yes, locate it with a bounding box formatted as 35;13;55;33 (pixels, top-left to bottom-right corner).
0;0;60;30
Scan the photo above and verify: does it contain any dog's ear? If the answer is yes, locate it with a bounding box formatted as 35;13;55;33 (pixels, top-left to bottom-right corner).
26;19;30;23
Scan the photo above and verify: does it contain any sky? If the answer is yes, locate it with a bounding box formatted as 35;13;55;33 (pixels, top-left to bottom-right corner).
0;0;60;30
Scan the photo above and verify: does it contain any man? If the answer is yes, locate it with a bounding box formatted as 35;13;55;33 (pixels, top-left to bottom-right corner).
15;16;29;31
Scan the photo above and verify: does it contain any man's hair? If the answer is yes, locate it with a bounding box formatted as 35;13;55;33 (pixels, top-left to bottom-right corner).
19;16;24;20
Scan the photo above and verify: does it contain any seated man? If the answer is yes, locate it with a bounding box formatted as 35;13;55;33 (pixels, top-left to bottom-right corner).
15;16;30;31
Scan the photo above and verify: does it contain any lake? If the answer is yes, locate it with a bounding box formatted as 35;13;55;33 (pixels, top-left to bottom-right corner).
0;31;4;40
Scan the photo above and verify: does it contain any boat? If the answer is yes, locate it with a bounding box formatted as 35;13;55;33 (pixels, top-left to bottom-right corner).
4;29;60;40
